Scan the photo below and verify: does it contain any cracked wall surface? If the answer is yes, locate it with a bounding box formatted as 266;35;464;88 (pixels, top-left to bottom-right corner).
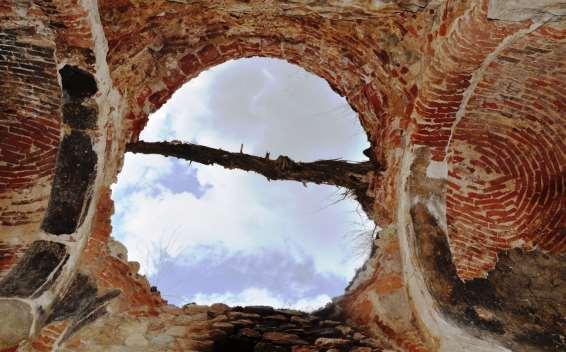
0;0;564;351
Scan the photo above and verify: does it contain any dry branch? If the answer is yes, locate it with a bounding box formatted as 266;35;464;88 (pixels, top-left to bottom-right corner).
126;141;379;191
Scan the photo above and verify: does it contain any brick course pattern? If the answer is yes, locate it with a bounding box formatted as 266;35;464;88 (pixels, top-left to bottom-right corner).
0;19;60;227
409;1;565;280
446;24;566;279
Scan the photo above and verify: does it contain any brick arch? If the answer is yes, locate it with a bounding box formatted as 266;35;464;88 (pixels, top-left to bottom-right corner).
120;34;391;148
99;2;425;226
445;25;566;280
99;2;416;153
117;34;413;229
406;0;565;280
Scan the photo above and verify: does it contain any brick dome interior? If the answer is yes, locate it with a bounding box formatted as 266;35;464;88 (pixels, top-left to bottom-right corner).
0;1;564;351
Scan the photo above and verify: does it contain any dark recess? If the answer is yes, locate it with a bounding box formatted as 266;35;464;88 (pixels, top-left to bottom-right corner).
59;65;97;101
408;148;565;352
41;130;97;234
62;103;98;130
47;273;98;323
48;273;120;341
411;203;566;351
213;336;256;352
0;241;67;297
41;65;99;235
254;342;289;352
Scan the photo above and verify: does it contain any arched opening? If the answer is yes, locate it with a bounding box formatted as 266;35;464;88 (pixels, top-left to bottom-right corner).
111;57;376;310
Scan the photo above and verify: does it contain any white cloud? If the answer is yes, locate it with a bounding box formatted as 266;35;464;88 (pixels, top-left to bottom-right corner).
184;287;332;312
112;154;174;194
116;162;371;279
117;185;276;276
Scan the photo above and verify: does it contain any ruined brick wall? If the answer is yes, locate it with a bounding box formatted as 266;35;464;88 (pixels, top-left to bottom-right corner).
410;1;565;280
0;1;564;351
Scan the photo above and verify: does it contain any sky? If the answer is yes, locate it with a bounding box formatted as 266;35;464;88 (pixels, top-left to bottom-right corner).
111;57;374;311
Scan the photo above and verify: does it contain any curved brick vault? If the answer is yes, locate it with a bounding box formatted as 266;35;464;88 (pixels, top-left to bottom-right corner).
0;1;564;352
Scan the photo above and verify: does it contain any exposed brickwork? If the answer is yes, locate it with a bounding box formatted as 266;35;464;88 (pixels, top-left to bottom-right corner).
0;20;60;227
411;1;526;160
98;0;433;226
98;1;428;132
34;0;94;51
80;187;164;310
30;321;69;352
446;24;566;279
0;243;24;279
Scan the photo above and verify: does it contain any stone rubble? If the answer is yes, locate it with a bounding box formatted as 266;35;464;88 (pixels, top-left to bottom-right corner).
60;302;394;352
190;304;392;352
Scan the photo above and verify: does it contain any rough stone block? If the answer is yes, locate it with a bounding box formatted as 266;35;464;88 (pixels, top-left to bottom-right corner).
0;300;33;349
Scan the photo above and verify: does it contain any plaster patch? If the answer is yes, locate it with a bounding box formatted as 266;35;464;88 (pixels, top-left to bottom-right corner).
488;0;566;21
426;160;447;179
426;196;447;235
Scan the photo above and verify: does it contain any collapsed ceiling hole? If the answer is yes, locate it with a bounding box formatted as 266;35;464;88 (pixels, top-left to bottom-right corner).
111;57;375;310
59;65;98;101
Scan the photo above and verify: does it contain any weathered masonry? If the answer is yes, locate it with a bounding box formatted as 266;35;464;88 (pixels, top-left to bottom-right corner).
0;1;564;351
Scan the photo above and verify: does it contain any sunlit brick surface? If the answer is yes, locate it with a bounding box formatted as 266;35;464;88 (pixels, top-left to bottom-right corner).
446;25;566;279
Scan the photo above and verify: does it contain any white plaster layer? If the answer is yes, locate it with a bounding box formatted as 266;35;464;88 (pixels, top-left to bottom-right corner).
488;0;566;21
425;160;447;179
396;143;511;351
